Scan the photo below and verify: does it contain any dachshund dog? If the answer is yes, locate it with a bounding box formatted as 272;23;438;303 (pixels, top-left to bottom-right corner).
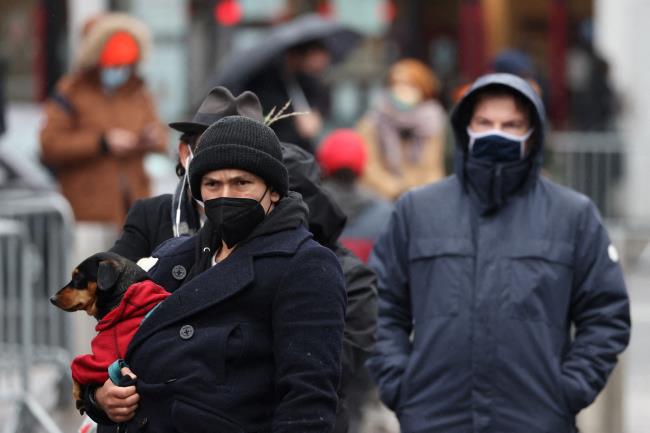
50;251;169;410
50;252;150;320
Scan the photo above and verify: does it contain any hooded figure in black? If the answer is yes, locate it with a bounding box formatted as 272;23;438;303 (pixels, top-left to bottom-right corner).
367;73;630;433
282;143;377;433
85;116;346;433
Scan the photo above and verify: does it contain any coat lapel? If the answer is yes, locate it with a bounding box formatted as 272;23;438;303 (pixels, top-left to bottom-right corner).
127;252;254;355
127;226;311;357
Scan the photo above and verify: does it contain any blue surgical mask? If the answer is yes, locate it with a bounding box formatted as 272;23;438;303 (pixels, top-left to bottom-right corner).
467;127;533;162
100;66;132;90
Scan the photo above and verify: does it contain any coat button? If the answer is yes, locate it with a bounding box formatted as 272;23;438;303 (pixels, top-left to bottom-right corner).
172;265;187;280
179;324;194;340
138;416;148;429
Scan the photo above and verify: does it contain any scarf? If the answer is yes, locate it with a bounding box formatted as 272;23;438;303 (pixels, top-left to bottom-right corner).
373;96;444;175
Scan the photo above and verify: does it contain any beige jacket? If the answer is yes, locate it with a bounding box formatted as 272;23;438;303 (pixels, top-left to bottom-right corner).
358;105;447;200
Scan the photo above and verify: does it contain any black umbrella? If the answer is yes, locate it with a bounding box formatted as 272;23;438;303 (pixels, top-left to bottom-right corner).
213;14;362;94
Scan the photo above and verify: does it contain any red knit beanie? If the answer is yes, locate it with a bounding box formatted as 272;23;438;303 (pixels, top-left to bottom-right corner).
316;129;367;177
99;31;140;67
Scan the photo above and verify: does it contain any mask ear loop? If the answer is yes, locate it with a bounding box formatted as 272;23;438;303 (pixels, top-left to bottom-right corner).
174;146;194;237
519;129;534;159
257;187;273;215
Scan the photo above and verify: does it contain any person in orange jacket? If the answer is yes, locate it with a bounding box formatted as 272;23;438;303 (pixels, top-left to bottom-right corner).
40;13;167;228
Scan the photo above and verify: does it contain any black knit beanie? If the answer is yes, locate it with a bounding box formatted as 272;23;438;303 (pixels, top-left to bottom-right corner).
189;116;289;201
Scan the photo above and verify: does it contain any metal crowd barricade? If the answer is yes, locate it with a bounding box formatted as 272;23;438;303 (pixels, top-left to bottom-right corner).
0;188;74;431
0;218;63;433
546;131;631;433
546;131;625;219
0;189;74;367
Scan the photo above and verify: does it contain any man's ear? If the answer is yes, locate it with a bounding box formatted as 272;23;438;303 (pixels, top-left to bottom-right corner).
270;190;281;204
97;259;124;291
178;142;192;169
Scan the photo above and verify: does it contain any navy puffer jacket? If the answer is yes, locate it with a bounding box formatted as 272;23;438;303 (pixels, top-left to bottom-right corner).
367;73;630;433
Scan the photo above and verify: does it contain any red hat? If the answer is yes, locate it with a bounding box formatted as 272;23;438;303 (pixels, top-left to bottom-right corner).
99;31;140;67
316;129;367;177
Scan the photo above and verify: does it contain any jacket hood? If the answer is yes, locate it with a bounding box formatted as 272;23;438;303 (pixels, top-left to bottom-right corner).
450;73;547;214
451;73;546;158
282;142;347;247
247;191;309;239
74;13;151;70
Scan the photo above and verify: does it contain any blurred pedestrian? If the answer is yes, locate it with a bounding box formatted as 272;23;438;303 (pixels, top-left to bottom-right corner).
109;86;264;261
565;19;623;216
567;19;620;131
281;142;377;433
248;39;331;152
215;14;361;153
317;128;393;263
490;48;544;97
315;129;392;433
367;73;630;432
39;13;167;230
358;58;448;200
84;116;347;433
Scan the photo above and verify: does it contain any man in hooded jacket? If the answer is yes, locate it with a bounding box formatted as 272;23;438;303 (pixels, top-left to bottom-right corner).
367;73;630;433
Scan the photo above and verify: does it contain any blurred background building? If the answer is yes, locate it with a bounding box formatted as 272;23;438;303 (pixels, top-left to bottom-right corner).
1;1;649;432
2;0;647;220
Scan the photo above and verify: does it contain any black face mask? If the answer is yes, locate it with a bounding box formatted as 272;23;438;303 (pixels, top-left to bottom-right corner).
204;189;270;249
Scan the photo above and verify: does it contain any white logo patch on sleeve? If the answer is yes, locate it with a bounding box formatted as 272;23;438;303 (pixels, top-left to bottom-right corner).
608;244;619;263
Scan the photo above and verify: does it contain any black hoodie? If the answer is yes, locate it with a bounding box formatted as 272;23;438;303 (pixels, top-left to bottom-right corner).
282;142;378;433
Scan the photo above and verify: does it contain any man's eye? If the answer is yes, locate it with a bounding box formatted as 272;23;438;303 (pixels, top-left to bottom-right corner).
505;124;525;132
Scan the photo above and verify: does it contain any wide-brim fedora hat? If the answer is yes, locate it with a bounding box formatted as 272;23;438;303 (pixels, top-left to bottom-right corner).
169;87;264;134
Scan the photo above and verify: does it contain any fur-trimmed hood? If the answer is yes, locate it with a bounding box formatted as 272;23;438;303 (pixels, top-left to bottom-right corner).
74;13;151;70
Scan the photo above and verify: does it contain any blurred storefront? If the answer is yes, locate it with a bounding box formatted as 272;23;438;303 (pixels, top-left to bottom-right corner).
0;0;594;120
0;0;67;102
1;0;648;222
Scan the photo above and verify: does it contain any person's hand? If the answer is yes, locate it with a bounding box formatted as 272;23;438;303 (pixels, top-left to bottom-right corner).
294;111;322;140
105;128;138;157
139;123;164;150
95;367;139;423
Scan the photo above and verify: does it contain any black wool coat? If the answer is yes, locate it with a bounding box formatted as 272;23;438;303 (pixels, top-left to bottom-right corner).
109;192;377;401
119;212;346;433
110;193;195;262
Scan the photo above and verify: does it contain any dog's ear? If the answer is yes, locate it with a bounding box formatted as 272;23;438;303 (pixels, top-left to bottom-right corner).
97;259;125;291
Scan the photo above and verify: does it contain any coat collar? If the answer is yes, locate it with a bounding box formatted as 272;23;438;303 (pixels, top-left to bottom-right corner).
127;225;312;356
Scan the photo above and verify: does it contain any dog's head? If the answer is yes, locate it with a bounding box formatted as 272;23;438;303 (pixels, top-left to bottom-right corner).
50;252;149;320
